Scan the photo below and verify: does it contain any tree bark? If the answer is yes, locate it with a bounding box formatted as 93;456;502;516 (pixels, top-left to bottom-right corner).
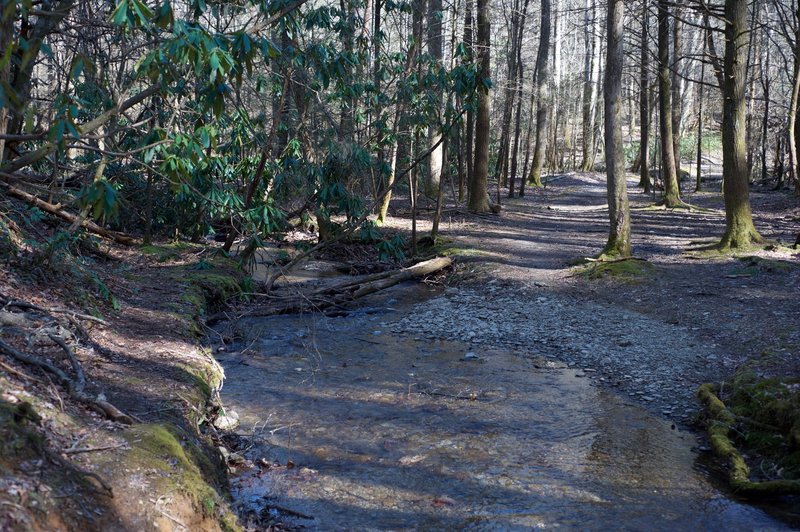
469;0;492;212
377;5;422;223
788;4;800;193
670;3;683;174
463;0;475;202
657;0;682;206
425;0;445;197
508;0;528;198
580;0;601;171
639;0;651;193
719;0;762;248
696;25;707;192
603;0;631;257
528;0;551;187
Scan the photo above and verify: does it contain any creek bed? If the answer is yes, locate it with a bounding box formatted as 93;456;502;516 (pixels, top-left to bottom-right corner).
217;284;790;530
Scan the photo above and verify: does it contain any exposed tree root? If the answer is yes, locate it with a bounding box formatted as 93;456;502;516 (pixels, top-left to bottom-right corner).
0;296;134;424
717;229;765;252
0;338;134;424
697;383;800;496
1;298;107;325
584;256;647;263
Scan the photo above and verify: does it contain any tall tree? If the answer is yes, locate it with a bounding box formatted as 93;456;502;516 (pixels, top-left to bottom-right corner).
581;0;601;171
425;0;445;197
657;0;683;206
463;0;475;202
639;0;651;193
719;0;763;247
603;0;631;257
469;0;492;212
508;0;530;197
671;2;683;173
528;0;552;187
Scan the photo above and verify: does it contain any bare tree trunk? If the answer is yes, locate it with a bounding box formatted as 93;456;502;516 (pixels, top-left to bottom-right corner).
759;22;771;184
520;85;536;197
790;5;800;194
508;0;529;197
657;0;682;206
719;0;762;248
463;0;474;202
469;0;492;212
580;0;599;171
528;0;551;187
639;0;651;193
671;3;683;176
696;24;707;192
425;0;445;197
603;0;631;257
508;7;528;198
377;4;422;223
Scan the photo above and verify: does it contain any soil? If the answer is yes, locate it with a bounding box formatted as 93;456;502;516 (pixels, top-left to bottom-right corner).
0;243;242;531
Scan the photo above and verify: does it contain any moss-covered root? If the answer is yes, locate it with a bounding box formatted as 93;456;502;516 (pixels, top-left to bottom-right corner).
697;383;800;496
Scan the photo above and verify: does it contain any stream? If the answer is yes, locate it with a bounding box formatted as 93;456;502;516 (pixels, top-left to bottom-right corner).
217;283;792;530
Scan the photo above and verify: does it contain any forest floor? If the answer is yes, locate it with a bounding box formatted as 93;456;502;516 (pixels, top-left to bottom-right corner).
387;172;800;424
1;171;799;530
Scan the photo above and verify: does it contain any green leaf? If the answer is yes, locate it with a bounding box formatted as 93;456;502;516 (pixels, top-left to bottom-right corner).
110;0;130;26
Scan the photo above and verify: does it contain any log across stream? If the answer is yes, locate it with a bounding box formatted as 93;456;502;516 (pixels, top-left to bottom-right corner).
216;283;792;530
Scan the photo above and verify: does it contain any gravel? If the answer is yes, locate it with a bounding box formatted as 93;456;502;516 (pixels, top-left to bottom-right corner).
389;285;732;423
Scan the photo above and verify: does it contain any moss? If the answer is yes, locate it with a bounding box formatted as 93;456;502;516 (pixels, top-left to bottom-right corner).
579;259;656;282
180;354;225;403
181;291;206;317
729;373;800;453
140;242;201;262
698;379;800;494
735;256;797;274
188;273;242;306
424;238;495;259
0;400;46;462
121;424;239;528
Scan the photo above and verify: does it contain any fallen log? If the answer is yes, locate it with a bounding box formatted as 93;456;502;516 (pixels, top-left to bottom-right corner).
215;256;452;321
2;184;137;245
697;383;800;496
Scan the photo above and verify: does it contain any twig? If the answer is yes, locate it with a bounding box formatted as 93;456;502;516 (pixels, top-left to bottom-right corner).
154;507;188;529
0;339;134;424
3;299;106;324
0;358;40;382
49;334;86;394
64;443;128;455
264;503;313;520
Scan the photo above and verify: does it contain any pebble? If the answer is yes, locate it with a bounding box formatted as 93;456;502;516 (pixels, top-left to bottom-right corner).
389;286;726;423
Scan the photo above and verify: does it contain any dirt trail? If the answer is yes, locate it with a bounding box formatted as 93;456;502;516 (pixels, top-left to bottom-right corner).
219;173;800;529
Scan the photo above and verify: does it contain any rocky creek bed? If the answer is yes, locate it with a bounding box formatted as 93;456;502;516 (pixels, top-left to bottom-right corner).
390;284;723;426
219;283;795;530
219;172;800;529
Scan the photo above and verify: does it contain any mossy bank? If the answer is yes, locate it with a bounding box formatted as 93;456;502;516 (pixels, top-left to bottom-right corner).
0;242;248;531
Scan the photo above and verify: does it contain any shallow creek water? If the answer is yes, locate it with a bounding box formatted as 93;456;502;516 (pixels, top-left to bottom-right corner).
218;284;789;530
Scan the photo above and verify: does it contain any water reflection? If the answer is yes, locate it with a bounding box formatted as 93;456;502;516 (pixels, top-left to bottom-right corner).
219;287;789;531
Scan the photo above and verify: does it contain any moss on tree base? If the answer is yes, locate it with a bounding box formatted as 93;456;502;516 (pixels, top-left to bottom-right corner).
576;258;655;282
